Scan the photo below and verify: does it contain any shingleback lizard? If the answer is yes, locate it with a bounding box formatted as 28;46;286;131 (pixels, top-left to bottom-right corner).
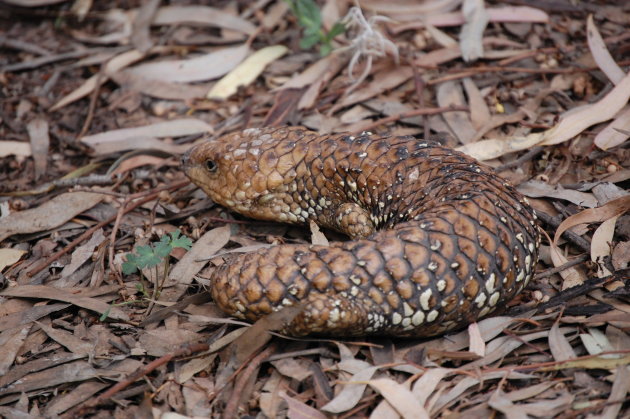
182;126;541;337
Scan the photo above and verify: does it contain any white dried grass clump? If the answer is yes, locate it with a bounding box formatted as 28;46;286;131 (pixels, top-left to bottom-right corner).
341;6;399;94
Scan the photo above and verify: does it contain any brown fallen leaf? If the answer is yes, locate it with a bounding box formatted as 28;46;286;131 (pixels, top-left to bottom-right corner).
26;118;49;181
0;285;129;321
233;305;302;364
160;225;231;303
437;80;476;143
321;364;380;414
280;391;328;419
368;378;430;419
0;361;98;396
0;191;104;243
548;322;577;362
540;71;630;146
553;195;630;245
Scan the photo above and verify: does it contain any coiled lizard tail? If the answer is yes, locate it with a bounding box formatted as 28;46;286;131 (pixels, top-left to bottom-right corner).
183;127;541;337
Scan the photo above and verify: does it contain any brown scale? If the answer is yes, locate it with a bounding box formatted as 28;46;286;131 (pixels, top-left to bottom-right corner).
183;127;541;337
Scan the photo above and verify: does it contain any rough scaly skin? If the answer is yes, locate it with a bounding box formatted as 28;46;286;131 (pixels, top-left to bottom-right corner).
183;126;541;337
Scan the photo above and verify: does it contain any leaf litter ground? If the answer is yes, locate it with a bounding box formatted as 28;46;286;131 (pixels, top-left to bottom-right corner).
1;0;630;417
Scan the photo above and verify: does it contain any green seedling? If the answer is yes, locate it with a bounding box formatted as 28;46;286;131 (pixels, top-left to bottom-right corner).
100;230;193;320
284;0;345;55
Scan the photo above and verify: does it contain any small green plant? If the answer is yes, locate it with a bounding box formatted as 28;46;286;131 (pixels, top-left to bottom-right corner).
284;0;345;56
112;230;193;318
122;229;192;275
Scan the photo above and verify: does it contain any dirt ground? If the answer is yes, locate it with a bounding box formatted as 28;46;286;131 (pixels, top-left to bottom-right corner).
1;0;630;418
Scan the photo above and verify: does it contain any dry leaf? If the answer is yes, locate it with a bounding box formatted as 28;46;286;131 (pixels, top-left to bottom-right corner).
0;192;104;243
548;323;577;362
548;243;587;289
594;105;630;150
601;365;630;419
160;225;231;302
437;80;476;143
586;14;625;85
0;285;128;321
0;141;31;158
0;248;26;272
553;195;630;245
127;44;250;83
26;118;50;181
81;118;213;150
459;0;489;61
468;322;485;357
540;71;630;146
153;5;256;35
280;391;328;419
207;45;289;100
368;378;430;419
591;215;619;277
517;180;598;208
321;365;379;413
50;48;153;111
457;133;544;161
309;220;329;246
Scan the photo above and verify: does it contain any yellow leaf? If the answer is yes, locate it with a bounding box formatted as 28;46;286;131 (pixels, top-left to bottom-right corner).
207;45;289;100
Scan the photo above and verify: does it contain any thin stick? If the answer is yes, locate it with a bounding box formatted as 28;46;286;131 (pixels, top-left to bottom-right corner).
26;179;189;278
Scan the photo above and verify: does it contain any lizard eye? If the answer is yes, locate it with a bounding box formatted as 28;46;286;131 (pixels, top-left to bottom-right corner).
205;159;218;173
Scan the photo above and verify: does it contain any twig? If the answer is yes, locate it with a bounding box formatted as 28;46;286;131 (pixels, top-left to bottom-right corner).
359;105;468;133
26;179;189;278
222;344;277;419
534;254;589;280
406;51;429;140
495;146;544;172
535;210;591;253
507;269;626;316
0;34;50;56
78;70;106;138
66;342;210;418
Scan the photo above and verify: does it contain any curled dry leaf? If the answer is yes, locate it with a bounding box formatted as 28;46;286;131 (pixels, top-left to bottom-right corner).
517;180;598;208
207;45;289;100
586;14;625;85
591;215;619;277
549;243;587;290
553;195;630;245
540;71;630;146
459;0;489;62
0;192;104;243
